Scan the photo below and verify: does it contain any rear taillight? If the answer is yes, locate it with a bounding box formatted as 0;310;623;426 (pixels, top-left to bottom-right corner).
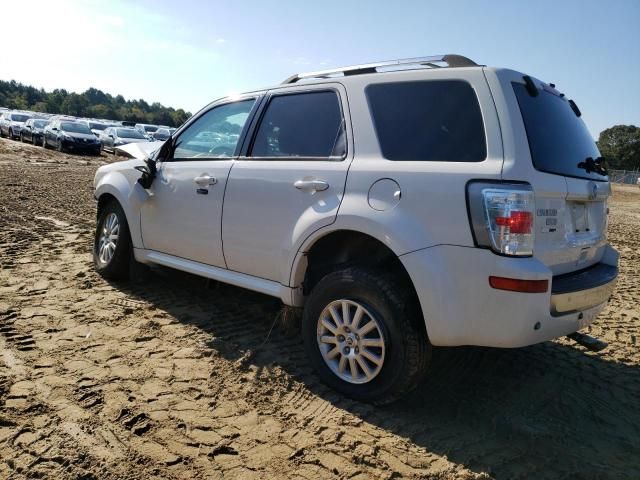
467;183;535;256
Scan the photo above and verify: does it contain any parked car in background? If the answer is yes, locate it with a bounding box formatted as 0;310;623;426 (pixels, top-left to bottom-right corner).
99;126;149;153
0;111;33;139
43;119;101;154
20;118;49;145
135;123;159;140
77;119;116;137
151;127;172;141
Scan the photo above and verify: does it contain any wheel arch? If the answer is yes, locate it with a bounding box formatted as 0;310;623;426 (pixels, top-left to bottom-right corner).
94;176;144;248
289;228;426;332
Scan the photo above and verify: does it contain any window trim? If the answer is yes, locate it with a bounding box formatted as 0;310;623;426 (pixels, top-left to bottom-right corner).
163;96;261;163
240;87;348;162
365;79;488;163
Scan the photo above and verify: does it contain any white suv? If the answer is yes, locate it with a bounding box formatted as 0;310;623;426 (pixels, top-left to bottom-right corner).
93;55;619;403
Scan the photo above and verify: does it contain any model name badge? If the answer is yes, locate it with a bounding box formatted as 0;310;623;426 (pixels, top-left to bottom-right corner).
537;208;558;217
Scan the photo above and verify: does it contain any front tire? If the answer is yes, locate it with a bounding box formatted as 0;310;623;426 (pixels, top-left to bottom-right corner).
302;267;431;404
94;200;131;280
56;139;64;152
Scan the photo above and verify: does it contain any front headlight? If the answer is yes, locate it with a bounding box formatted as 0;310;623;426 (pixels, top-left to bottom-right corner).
63;134;75;141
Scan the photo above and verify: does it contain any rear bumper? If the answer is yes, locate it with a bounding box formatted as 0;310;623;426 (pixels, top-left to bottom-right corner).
551;263;618;315
401;244;619;348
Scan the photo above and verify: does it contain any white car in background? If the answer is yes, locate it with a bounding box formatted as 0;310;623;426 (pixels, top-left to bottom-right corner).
92;55;619;403
0;111;33;139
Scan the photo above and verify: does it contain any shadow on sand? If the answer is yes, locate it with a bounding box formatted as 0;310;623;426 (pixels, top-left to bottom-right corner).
117;266;640;480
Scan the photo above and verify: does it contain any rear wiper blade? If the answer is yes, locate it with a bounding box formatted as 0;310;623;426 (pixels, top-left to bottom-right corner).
577;156;608;176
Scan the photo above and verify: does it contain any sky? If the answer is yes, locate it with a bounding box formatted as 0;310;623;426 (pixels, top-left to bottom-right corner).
1;0;638;137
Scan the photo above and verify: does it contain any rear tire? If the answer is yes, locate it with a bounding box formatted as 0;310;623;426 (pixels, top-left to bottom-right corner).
32;135;37;146
302;267;431;404
94;200;131;281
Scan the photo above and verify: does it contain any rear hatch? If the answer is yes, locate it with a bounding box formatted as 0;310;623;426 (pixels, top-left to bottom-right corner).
486;68;610;275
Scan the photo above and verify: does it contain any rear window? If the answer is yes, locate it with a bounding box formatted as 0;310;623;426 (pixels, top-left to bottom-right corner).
117;128;146;139
366;80;486;162
513;83;607;181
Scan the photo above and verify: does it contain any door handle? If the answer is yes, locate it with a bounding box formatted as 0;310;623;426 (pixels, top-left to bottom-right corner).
194;175;217;186
294;179;329;193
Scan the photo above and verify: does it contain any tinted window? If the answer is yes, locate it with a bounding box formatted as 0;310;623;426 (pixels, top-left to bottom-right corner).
117;128;146;139
513;83;606;181
61;122;92;134
144;125;158;132
366;81;486;162
174;99;255;159
90;122;107;130
34;120;48;128
251;91;345;158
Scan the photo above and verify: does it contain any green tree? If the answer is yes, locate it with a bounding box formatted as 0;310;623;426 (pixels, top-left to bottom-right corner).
0;79;190;127
598;125;640;170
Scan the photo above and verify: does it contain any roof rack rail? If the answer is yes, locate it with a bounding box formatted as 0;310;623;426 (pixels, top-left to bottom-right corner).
282;54;479;84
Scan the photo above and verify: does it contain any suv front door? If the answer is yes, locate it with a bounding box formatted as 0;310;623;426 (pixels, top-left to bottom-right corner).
140;97;258;267
222;84;352;283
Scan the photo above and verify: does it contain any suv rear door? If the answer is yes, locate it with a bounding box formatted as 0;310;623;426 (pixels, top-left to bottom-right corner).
221;84;352;283
485;69;610;275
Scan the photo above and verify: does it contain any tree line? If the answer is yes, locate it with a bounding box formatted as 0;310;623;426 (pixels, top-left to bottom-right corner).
598;125;640;171
0;79;191;127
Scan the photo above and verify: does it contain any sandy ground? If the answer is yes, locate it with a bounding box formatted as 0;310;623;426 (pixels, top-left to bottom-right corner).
0;137;639;479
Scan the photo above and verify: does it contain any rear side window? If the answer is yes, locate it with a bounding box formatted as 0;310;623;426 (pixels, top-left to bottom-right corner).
366;80;486;162
250;91;345;158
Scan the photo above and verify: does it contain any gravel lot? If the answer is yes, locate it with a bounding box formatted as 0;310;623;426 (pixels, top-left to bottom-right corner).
1;137;639;479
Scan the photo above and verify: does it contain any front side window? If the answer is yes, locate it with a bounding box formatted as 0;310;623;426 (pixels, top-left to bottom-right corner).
366;80;486;162
250;91;345;158
173;99;255;159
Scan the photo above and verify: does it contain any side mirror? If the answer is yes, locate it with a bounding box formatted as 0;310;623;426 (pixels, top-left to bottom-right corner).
136;158;157;189
109;134;114;138
51;127;58;131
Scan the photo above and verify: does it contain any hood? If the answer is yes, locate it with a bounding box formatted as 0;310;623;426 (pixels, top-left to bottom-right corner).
115;140;164;160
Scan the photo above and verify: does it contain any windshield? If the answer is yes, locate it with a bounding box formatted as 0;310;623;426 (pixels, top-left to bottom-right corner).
117;128;146;139
61;122;92;134
34;120;48;128
11;114;31;122
513;83;607;181
90;122;107;130
143;125;158;132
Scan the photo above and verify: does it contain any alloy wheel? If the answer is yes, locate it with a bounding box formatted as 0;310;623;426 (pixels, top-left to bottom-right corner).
97;212;119;265
316;299;386;384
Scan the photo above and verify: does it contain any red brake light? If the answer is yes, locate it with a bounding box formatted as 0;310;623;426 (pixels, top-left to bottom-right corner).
495;211;533;234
